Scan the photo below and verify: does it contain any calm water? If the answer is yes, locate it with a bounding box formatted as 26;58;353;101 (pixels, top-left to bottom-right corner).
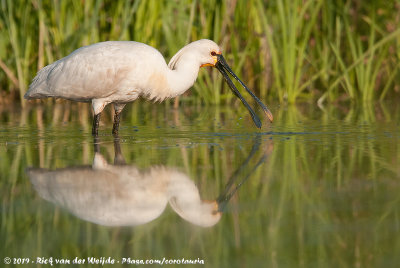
1;101;399;267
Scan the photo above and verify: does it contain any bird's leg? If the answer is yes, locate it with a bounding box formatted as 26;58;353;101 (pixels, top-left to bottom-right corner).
92;113;101;136
112;112;121;135
92;99;108;136
93;136;100;153
112;103;126;136
113;136;126;165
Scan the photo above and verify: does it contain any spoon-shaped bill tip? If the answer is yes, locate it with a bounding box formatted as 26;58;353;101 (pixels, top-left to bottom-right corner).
264;108;274;123
253;114;262;129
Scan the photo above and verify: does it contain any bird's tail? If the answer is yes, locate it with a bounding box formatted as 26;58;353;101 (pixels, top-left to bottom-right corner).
24;64;55;99
24;90;47;100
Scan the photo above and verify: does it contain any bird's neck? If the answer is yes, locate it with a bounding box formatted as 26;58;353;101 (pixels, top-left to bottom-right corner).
145;51;201;101
166;56;200;98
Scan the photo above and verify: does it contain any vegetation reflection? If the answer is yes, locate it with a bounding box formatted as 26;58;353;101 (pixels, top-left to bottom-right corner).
27;137;268;228
1;102;399;267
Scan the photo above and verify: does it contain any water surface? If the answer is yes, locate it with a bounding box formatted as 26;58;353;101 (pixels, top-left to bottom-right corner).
1;101;399;267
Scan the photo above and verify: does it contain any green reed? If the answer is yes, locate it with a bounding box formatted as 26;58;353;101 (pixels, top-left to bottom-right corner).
318;3;400;105
0;0;399;106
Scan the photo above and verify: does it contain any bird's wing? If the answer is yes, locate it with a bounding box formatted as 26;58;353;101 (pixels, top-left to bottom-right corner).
45;44;137;100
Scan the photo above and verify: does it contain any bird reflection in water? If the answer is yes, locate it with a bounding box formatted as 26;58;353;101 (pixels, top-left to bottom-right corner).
27;137;270;228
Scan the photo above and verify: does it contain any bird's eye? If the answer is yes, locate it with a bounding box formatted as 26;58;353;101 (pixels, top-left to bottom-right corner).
211;51;217;56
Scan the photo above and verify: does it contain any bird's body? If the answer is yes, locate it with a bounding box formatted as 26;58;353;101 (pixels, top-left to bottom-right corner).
29;164;221;227
28;144;222;227
25;39;273;135
26;41;199;109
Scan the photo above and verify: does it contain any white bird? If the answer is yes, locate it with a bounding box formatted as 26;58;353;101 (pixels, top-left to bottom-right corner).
27;142;222;227
28;159;222;227
25;39;273;135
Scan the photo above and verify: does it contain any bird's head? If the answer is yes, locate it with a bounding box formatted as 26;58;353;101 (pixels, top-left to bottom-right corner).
187;39;221;68
169;197;222;227
169;39;273;127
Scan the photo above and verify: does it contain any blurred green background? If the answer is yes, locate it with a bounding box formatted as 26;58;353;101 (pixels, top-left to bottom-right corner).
0;0;399;106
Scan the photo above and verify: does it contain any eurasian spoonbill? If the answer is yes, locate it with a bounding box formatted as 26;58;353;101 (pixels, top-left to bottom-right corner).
25;39;273;135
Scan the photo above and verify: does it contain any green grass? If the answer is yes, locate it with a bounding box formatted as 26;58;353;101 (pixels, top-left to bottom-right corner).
0;0;399;105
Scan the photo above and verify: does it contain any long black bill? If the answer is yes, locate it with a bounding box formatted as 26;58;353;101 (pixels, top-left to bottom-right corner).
215;54;274;128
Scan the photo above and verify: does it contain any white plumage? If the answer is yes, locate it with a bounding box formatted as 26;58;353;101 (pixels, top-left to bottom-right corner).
28;150;221;227
25;39;273;135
